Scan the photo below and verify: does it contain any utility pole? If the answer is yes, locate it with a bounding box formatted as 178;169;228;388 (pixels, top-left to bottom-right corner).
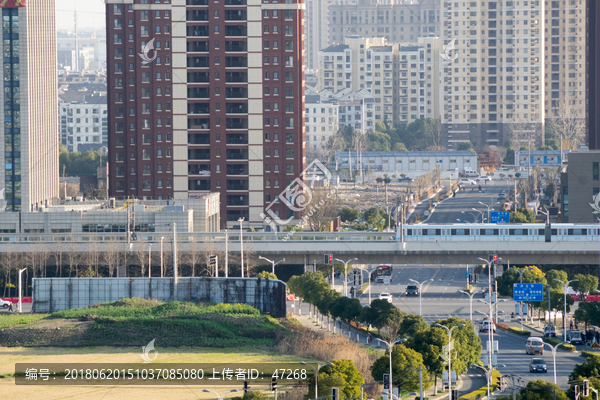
225;229;229;277
173;223;178;301
63;165;66;199
239;218;245;277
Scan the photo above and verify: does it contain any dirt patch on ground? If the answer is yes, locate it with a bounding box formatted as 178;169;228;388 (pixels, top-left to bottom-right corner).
0;319;93;347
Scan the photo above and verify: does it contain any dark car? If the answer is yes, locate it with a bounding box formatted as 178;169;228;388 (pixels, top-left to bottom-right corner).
398;176;414;182
406;285;419;296
529;358;547;373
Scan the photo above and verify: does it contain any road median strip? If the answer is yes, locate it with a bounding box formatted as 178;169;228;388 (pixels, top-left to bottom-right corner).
458;369;501;400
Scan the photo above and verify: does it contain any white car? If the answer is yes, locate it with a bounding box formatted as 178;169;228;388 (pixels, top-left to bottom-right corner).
0;299;12;309
379;293;393;303
459;178;476;185
476;176;492;182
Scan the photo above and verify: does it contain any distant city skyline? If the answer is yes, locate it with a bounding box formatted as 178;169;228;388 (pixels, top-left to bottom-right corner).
56;0;105;32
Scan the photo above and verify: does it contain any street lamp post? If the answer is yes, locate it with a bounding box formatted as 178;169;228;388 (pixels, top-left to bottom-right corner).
409;278;433;316
471;364;491;400
478;256;496;390
18;268;25;313
506;266;533;331
542;341;568;384
334;257;358;296
202;388;239;399
552;278;578;342
377;338;407;397
238;218;245;278
160;237;164;277
433;323;465;400
356;266;378;304
259;256;285;275
148;244;152;277
458;289;485;321
300;361;333;398
461;211;477;223
478;201;495;223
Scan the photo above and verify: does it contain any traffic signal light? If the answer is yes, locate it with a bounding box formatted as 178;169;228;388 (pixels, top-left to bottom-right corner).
354;273;357;285
271;376;277;392
575;385;579;398
494;254;498;262
495;376;502;391
383;373;390;390
324;254;329;264
332;387;339;400
329;254;333;263
583;379;590;397
244;380;249;393
452;389;458;399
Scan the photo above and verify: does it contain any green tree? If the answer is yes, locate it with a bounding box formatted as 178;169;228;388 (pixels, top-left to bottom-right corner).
370;345;433;392
256;271;277;280
518;380;567;400
570;354;600;382
382;308;406;341
574;301;600;329
504;148;515;165
393;142;408;152
339;207;361;223
546;270;568;292
283;224;303;232
572;274;600;295
496;266;546;297
513;208;536;223
315;359;364;399
432;317;482;376
400;314;429;338
366;130;392;151
457;142;474;151
365;299;396;336
405;326;447;385
330;296;363;335
231;392;269;400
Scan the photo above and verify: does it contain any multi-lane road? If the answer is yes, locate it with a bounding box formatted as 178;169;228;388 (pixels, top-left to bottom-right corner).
323;265;585;389
426;180;513;224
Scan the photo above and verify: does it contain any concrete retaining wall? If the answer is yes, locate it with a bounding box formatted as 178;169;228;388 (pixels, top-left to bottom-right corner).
32;277;286;317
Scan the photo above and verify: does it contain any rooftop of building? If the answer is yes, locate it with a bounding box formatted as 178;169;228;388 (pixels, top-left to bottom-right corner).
370;45;393;52
321;44;350;53
399;45;422;52
514;150;567;155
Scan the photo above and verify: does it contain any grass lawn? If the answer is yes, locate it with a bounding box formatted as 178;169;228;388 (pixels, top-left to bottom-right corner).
0;314;50;327
0;346;316;399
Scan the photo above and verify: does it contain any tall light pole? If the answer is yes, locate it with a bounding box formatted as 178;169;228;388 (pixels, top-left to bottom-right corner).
148;244;152;277
542;341;568;384
552;278;578;342
335;257;358;296
259;256;285;275
202;388;239;399
478;256;495;387
506;266;533;331
160;237;164;278
470;363;505;400
356;266;377;304
18;268;25;313
409;278;433;316
238;217;245;278
478;201;494;223
378;337;406;396
224;229;229;277
433;323;464;400
461;211;477;223
458;289;485;321
300;361;333;398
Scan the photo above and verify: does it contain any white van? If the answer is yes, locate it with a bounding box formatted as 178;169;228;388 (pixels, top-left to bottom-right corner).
464;168;479;177
525;337;544;355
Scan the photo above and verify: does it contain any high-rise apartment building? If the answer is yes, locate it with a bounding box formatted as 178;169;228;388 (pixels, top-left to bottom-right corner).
328;0;440;45
440;0;545;151
544;0;586;143
317;36;441;126
0;0;58;212
305;0;332;70
106;0;305;230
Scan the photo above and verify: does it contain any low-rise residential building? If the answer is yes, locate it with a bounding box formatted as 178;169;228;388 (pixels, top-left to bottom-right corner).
560;147;600;223
305;88;339;159
59;94;108;152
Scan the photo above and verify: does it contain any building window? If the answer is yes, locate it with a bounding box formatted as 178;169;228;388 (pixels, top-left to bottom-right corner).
594;162;599;181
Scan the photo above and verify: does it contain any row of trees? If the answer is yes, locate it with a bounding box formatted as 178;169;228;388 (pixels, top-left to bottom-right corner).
288;271;482;393
495;266;599;323
0;239;263;296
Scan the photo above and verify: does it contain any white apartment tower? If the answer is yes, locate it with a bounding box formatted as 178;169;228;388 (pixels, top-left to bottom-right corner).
441;0;546;150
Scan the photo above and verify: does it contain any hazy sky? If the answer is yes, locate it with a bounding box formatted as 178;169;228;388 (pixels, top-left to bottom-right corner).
56;0;106;32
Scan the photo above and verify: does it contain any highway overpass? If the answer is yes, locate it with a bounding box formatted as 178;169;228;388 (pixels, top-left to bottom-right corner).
0;232;597;265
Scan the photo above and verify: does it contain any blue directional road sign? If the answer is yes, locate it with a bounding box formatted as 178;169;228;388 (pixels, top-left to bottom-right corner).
465;270;469;279
513;283;544;302
490;211;510;224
